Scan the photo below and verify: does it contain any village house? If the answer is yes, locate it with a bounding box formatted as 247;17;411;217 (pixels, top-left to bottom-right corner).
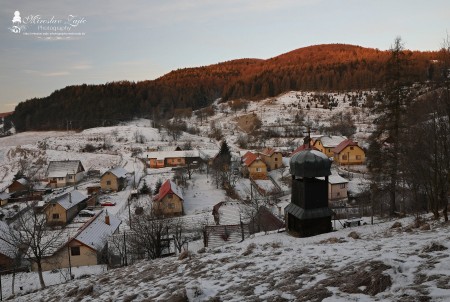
260;148;283;171
242;151;267;180
32;210;121;271
46;160;85;188
7;178;29;194
333;139;366;165
100;167;129;192
143;150;200;169
152;180;184;216
327;175;349;203
312;135;347;157
44;190;88;225
0;192;10;206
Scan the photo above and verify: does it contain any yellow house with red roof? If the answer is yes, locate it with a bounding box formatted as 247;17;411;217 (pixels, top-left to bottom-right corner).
242;151;267;180
152;180;184;216
260;148;283;171
333;139;365;165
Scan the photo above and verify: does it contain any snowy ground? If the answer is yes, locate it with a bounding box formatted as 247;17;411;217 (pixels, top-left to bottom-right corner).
10;214;450;302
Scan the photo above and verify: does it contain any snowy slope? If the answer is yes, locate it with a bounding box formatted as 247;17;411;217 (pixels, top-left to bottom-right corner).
10;215;450;302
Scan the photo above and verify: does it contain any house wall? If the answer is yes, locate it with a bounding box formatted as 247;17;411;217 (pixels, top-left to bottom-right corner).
313;141;335;157
31;243;98;272
149;158;165;168
45;203;68;225
0;253;14;270
67;172;84;185
101;172;119;191
329;183;348;200
48;177;68;188
153;194;183;216
248;160;267;180
165;157;185;167
334;146;365;165
261;153;283;170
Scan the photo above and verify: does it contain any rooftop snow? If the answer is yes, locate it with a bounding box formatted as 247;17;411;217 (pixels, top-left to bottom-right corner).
75;210;121;252
50;190;88;210
46;160;84;178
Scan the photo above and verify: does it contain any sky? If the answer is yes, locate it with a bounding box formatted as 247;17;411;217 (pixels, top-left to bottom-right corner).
0;0;449;113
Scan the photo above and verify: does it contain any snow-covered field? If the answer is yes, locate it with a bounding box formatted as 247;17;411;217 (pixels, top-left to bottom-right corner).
10;215;450;302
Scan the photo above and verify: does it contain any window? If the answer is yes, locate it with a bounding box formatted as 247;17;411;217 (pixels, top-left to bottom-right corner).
52;213;60;219
337;192;340;196
58;177;64;181
350;147;354;150
274;164;278;169
356;155;361;160
71;246;80;256
342;155;347;160
274;157;278;161
256;168;262;172
177;158;181;162
168;203;174;209
340;184;346;189
68;175;73;179
167;194;173;199
106;180;111;185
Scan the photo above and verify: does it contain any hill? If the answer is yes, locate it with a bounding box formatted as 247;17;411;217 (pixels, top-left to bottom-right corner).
12;215;450;301
12;44;438;131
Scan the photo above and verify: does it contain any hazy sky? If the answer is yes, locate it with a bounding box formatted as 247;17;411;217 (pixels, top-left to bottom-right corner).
1;0;449;112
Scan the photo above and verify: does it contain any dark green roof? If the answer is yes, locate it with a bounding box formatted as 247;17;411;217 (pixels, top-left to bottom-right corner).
285;203;334;220
290;149;332;177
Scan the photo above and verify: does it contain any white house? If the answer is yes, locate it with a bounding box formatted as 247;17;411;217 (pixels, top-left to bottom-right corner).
46;160;85;188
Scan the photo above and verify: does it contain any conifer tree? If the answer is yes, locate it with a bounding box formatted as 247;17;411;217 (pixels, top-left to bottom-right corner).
368;37;412;216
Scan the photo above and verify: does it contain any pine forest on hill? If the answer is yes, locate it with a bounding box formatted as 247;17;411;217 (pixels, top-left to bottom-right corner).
11;44;439;131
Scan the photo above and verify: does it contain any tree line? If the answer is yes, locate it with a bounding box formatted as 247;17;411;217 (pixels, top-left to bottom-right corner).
12;44;438;131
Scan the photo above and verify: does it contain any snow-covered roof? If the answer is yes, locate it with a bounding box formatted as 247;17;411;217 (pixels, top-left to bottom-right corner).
142;150;200;160
46;160;84;178
0;192;11;200
316;175;349;184
254;179;276;193
74;210;121;252
104;167;128;179
328;175;349;184
51;190;88;210
314;135;347;148
15;178;29;186
198;149;220;160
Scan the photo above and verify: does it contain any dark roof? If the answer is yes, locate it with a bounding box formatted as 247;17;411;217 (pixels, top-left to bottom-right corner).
285;203;334;220
290;145;320;157
290;150;332;177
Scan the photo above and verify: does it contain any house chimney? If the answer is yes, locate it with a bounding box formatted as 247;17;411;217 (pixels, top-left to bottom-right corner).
105;210;110;225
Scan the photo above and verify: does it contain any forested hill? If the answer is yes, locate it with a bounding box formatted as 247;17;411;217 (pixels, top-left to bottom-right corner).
12;44;437;131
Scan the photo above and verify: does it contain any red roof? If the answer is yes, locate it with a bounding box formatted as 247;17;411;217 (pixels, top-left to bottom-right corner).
290;145;319;156
333;139;360;154
242;151;258;166
153;180;183;202
0;112;13;118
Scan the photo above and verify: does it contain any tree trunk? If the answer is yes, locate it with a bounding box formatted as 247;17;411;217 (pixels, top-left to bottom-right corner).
443;204;448;222
389;176;397;216
37;261;46;289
